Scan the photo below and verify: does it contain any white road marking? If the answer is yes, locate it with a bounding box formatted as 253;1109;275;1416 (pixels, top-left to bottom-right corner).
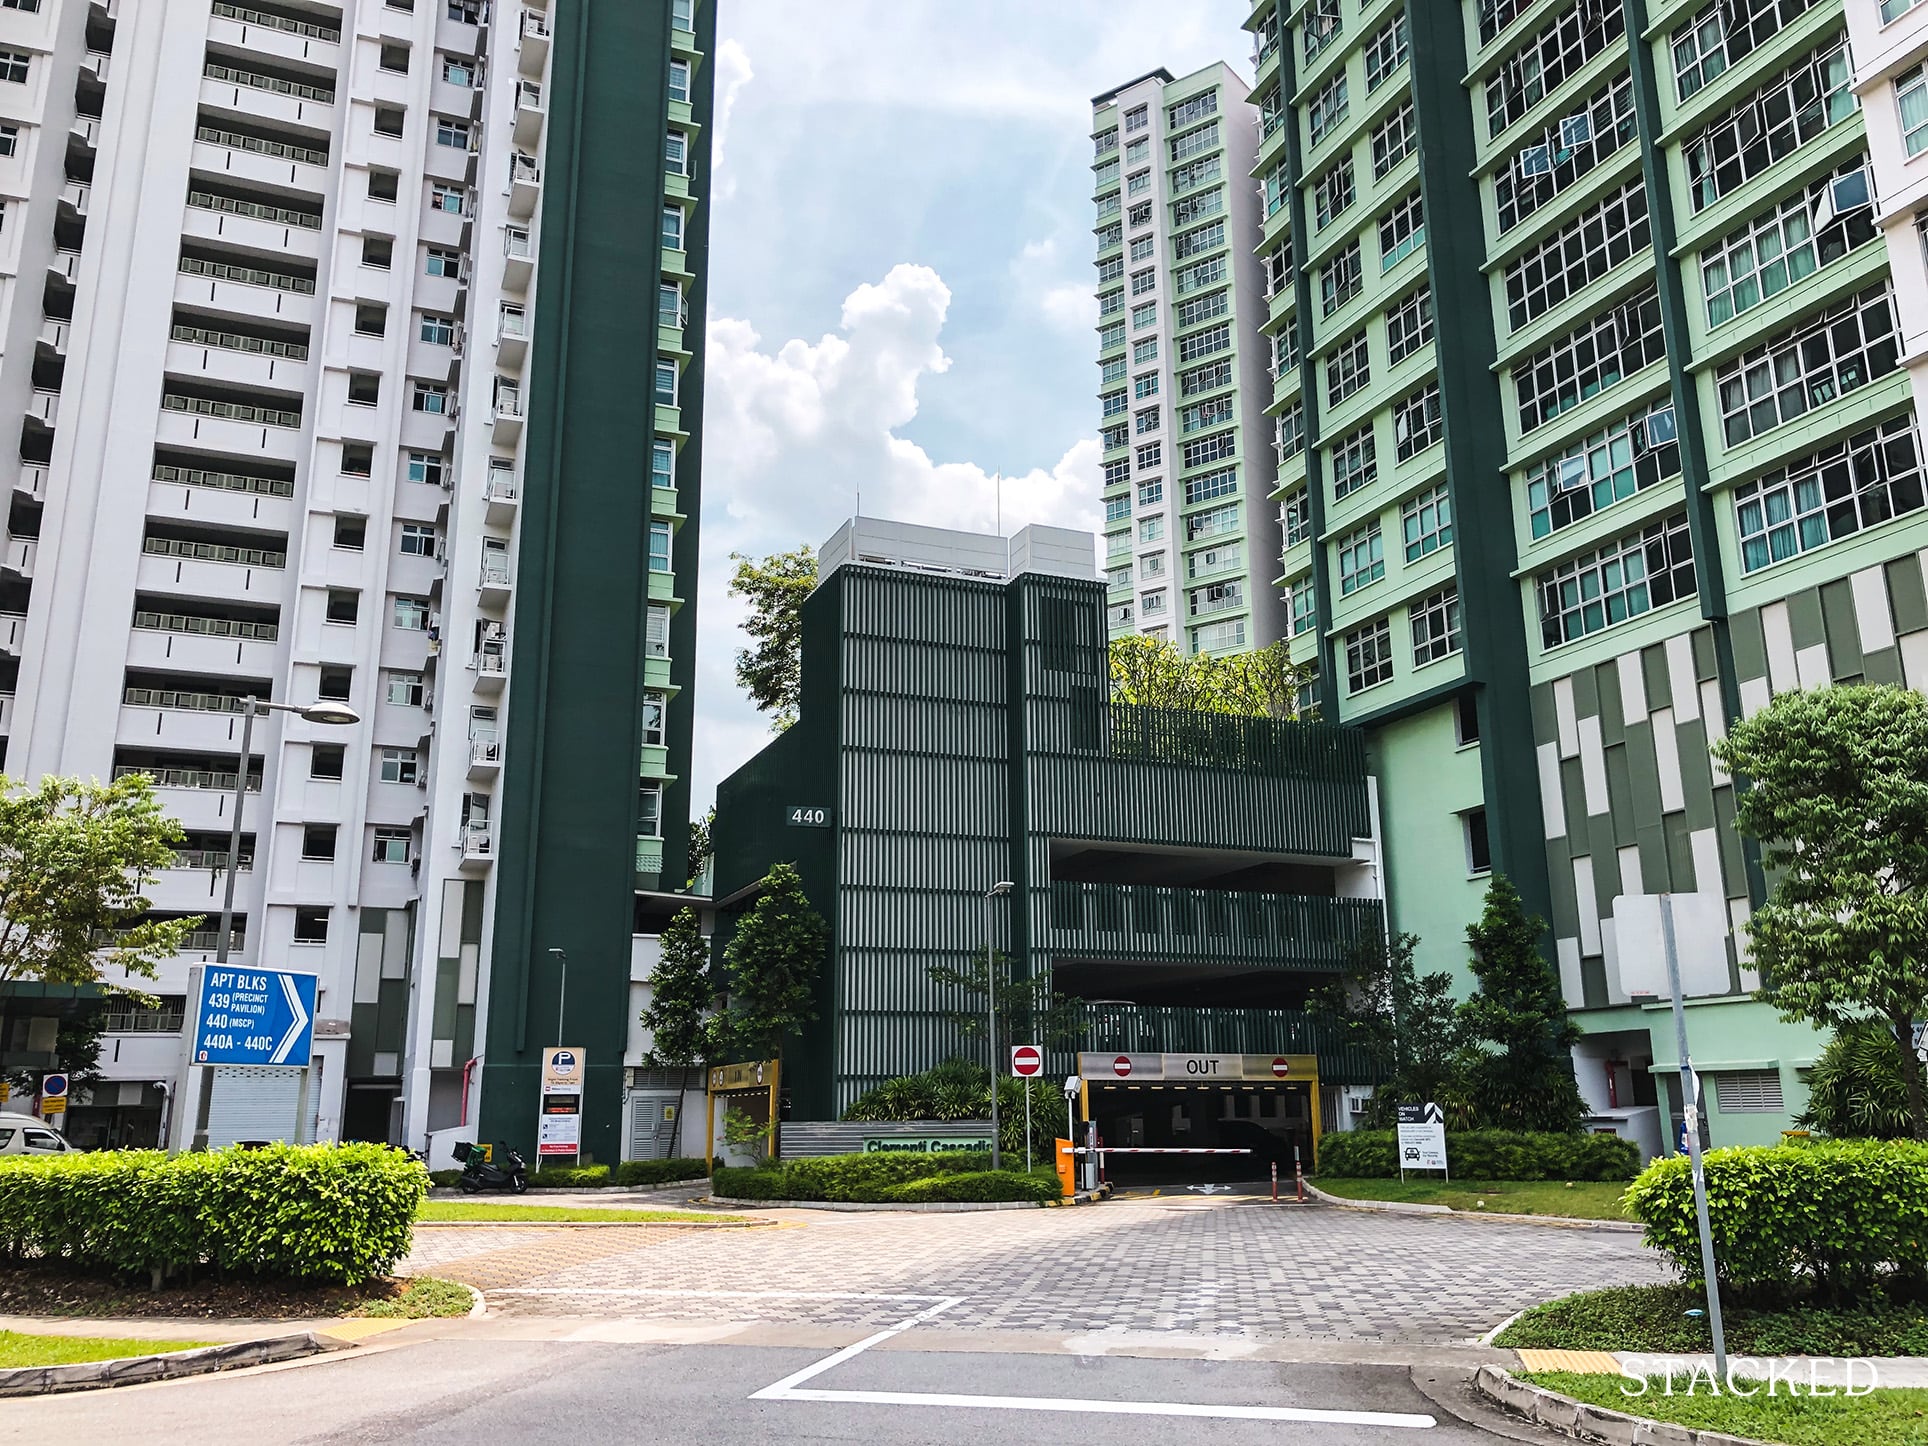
491;1287;950;1302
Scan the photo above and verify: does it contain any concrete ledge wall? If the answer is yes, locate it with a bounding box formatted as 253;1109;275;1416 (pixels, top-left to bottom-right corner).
780;1121;994;1158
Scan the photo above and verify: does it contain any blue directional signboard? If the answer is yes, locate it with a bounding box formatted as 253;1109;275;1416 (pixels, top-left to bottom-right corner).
194;968;317;1067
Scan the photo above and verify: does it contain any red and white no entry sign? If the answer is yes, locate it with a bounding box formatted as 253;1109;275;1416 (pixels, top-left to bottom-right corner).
1112;1055;1133;1077
1010;1044;1043;1077
1272;1057;1291;1078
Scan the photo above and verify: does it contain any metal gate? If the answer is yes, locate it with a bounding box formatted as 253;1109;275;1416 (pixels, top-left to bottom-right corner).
204;1065;317;1147
627;1090;680;1160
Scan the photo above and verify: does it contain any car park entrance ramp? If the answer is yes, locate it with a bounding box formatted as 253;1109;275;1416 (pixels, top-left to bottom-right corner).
1076;1053;1321;1186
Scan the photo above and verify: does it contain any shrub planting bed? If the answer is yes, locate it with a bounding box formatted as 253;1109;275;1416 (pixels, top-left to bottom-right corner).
1317;1128;1640;1182
714;1151;1061;1204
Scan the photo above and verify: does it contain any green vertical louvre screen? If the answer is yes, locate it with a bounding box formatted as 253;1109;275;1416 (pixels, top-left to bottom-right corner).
1044;882;1381;967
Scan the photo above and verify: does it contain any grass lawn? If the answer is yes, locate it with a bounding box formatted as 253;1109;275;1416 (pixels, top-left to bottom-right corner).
1524;1371;1928;1446
416;1201;737;1224
0;1330;217;1367
347;1277;475;1319
1497;1285;1928;1356
1313;1176;1634;1221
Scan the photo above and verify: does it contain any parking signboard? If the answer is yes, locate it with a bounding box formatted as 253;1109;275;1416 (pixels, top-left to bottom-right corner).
1395;1102;1448;1177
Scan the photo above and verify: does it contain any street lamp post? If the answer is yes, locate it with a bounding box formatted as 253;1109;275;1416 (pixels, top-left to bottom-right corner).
983;881;1015;1172
189;696;360;1149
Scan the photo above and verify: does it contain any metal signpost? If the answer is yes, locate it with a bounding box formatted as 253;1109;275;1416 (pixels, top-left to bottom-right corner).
539;1047;586;1168
186;966;319;1148
1011;1044;1041;1172
38;1072;66;1120
1660;893;1729;1383
1395;1102;1447;1181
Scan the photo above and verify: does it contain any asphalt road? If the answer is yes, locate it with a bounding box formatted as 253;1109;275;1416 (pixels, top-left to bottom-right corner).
3;1337;1554;1444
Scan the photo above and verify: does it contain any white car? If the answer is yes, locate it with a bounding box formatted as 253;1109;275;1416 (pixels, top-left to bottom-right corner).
0;1113;73;1155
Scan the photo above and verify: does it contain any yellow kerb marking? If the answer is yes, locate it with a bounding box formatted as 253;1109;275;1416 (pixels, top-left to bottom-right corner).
320;1318;419;1343
1515;1349;1623;1374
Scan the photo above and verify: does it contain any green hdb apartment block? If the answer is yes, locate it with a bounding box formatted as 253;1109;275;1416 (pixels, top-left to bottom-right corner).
1087;0;1928;1152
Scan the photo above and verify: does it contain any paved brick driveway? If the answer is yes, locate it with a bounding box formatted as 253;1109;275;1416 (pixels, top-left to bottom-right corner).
403;1200;1671;1345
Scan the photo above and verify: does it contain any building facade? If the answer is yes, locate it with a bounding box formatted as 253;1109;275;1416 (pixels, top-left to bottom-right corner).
1091;65;1287;658
0;0;706;1153
712;518;1384;1131
1192;0;1928;1147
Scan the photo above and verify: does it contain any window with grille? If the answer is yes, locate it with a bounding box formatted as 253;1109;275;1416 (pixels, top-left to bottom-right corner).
1169;89;1218;129
1177;289;1229;328
1322;243;1363;317
1178;324;1231;363
1338;522;1384;594
1330;426;1378;499
1327;331;1371;407
1129;200;1154;228
1188;580;1245;616
1173;156;1222;196
1401;483;1452;562
1537;512;1696;648
1504;180;1650;332
1685;41;1855;213
1308;73;1349;146
1713;1071;1785;1113
1410;585;1462;667
1170;120;1221;163
1099;223;1123;250
1672;0;1820;103
1174;220;1226;259
1387;285;1435;365
1703;162;1876;329
1523;401;1681;540
1379;191;1425;271
1181;359;1232;396
1395;385;1443;461
1277;403;1305;461
1181;396;1235;434
1188;502;1240;540
1097;256;1124;285
1185;467;1239;505
1178;256;1227;294
1182;431;1238;469
1485;1;1626;137
1365;10;1410;92
1171;188;1225;227
1715;286;1898;448
1345;618;1394;693
1313;158;1356;230
1282;489;1310;547
1496;73;1636;234
1515;289;1665;434
1104;423;1130;451
1135;407;1161;436
1372;101;1418;179
1735;414;1926;573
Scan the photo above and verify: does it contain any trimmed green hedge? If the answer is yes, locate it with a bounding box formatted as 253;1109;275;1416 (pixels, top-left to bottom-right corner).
615;1158;708;1187
1625;1140;1928;1304
714;1151;1055;1204
0;1143;425;1285
528;1164;610;1189
1317;1128;1640;1182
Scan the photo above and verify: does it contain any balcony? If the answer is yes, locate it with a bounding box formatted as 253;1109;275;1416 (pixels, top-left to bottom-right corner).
483;470;518;524
459;820;494;864
142;535;287;568
496;307;529;367
471;642;508;691
58;180;89;219
192;124;329;196
26;388;58;426
208;1;340;66
201;61;335;128
48;248;81;284
114;763;261;793
1043;880;1382;970
2;535;36;579
38;316;68;354
490;385;524;445
467;734;501;779
506;152;541;219
71;115;99;150
15;465;44;502
0;611;25;655
477;555;511;606
518;11;551;74
513;81;544;147
502;226;534;290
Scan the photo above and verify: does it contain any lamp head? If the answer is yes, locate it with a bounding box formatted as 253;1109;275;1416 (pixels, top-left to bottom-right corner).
298;701;361;726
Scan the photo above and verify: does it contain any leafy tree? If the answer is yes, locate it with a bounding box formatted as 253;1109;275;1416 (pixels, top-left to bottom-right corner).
0;774;197;988
1713;684;1928;1138
1108;635;1312;719
727;547;817;728
720;1104;776;1163
640;907;716;1141
1796;1020;1915;1141
1310;930;1470;1126
1457;874;1584;1132
686;807;714;889
719;862;829;1063
1;1004;106;1098
926;951;1086;1060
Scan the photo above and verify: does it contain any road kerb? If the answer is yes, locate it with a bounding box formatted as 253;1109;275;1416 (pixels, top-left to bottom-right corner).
0;1332;343;1397
1473;1363;1774;1446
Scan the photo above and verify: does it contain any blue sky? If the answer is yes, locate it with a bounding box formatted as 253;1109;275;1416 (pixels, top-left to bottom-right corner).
691;0;1254;807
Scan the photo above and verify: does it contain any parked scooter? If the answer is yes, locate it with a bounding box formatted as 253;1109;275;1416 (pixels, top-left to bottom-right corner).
452;1140;527;1193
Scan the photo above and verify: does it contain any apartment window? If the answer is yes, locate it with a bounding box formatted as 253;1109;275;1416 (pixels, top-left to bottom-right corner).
1312;160;1355;233
1187;502;1240;542
1130;234;1156;262
393;596;431;631
424;245;460;278
1306;75;1349;149
407;451;445;487
1180;359;1231;396
1188;579;1244;617
1168;89;1218;129
435;117;470;150
1131;301;1157;331
365;748;418;789
653;440;675;489
669;58;692;105
1274;321;1300;377
641;691;667;747
1259;244;1291;298
347;372;381;406
1102;460;1130;488
665;131;689;177
301;824;338;861
293;908;329;945
448;0;481;19
1401;483;1453;562
1516;290;1665;434
412;383;450;415
1142;552;1167;580
329;515;366;551
1329;426;1377;500
324;589;360;626
420;314;455;346
655;361;679;405
1735;414;1926;572
1703;163;1877;328
362;237;393;269
1288;580;1317;636
1182;431;1237;470
354;304;387;337
1097;257;1124;287
1672;0;1818;102
1138;516;1165;544
340;444;374;478
1304;0;1343;62
368;169;401;202
1128;267;1156;298
1345;619;1394;694
1100;358;1127;387
1524;402;1681;540
1410;585;1461;667
1191;619;1246;653
1379;192;1425;271
1321;242;1362;316
1386;285;1434;365
319;666;353;702
0;123;18;157
310;744;345;780
430;183;465;214
1135;407;1160;437
1141;590;1167;616
1276;403;1305;461
1282;489;1310;547
1170;121;1220;164
670;0;693;29
1134;338;1159;364
1133;372;1159;402
1504;180;1649;331
1184;467;1239;505
1337;522;1384;594
1364;10;1409;92
1100;322;1125;352
1884;0;1928;18
372;829;411;865
662;205;684;249
1098;223;1124;251
1497;74;1637;234
1123;105;1148;134
1126;138;1149;165
1537;512;1696;648
0;49;30;84
1171;156;1221;194
1326;332;1371;408
1099;288;1125;319
1137;478;1164;507
649;519;673;572
646;605;671;659
0;0;40;9
1715;287;1898;448
1173;220;1225;260
443;56;475;86
1485;2;1626;137
1129;200;1154;228
1686;42;1854;212
1170;189;1224;228
1394;385;1443;461
399;523;436;557
386;671;424;706
1177;324;1230;364
1101;389;1128;419
1372;101;1417;180
1176;290;1227;329
1180;396;1234;435
374;107;406;139
1463;808;1492;875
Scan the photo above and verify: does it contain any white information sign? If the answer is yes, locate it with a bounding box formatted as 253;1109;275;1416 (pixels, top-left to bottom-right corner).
1396;1102;1448;1175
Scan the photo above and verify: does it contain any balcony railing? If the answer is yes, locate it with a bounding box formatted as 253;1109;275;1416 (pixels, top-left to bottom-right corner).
101;1006;187;1034
179;254;315;295
123;686;252;714
203;62;335;104
114;764;261;791
211;0;340;41
152;463;295;498
171;323;308;361
161;393;301;429
171;848;251;871
195;124;328;169
143;536;288;569
1045;882;1380;969
134;610;279;641
187;189;321;230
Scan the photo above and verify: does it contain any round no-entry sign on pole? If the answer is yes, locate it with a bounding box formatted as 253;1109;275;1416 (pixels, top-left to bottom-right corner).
1010;1044;1043;1078
1272;1057;1291;1079
1112;1055;1133;1078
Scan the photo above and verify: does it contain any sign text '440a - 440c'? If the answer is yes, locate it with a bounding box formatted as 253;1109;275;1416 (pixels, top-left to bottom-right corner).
193;968;317;1068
